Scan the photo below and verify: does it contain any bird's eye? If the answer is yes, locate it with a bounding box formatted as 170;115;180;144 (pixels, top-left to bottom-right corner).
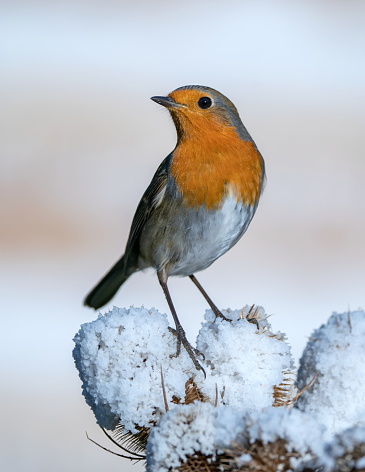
198;97;212;109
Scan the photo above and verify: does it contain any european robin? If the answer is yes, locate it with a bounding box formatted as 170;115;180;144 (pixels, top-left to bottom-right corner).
84;85;265;374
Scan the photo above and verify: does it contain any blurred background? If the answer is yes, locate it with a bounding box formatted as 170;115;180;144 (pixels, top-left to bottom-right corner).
1;0;364;470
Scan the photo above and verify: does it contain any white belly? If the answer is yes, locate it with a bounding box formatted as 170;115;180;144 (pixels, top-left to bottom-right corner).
138;191;256;276
175;196;253;275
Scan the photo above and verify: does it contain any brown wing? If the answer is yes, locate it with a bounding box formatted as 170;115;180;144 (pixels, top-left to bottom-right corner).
123;153;171;264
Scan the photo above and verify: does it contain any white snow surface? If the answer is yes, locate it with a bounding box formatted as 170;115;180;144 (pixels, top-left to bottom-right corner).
146;404;330;472
197;306;296;411
242;407;329;467
146;402;245;471
73;305;296;434
73;305;365;471
296;309;365;439
73;306;197;433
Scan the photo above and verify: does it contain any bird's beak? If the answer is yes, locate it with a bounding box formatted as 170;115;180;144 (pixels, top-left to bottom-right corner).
150;96;183;109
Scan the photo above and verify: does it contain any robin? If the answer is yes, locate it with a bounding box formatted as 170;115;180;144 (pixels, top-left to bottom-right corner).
84;85;265;374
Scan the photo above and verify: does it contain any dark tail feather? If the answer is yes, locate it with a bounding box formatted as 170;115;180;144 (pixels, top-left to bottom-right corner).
84;256;134;309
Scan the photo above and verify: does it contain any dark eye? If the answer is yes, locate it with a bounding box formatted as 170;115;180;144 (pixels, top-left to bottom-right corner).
198;96;212;109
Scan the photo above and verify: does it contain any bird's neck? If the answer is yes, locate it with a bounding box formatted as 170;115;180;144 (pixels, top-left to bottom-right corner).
170;128;263;210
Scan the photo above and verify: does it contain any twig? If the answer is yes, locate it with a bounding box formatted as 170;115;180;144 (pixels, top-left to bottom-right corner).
160;365;169;412
86;431;145;461
291;375;317;404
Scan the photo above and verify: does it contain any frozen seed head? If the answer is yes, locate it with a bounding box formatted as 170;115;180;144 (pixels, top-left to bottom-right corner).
73;304;305;468
197;306;297;412
221;407;330;472
296;309;365;439
73;304;296;436
146;405;329;472
73;306;199;434
146;403;245;472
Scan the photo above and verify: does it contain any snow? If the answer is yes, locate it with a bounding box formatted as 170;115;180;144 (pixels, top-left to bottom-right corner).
146;403;245;471
73;306;365;471
197;305;296;411
146;405;330;472
242;407;328;464
325;426;365;470
73;306;198;433
296;309;365;439
73;304;296;435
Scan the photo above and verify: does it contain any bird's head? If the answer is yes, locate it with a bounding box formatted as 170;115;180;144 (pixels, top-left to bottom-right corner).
151;85;250;142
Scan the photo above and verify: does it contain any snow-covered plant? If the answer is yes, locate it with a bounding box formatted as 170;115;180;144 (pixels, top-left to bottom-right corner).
197;305;296;410
146;402;244;471
296;310;365;439
146;405;328;472
73;307;365;471
73;305;295;424
73;306;199;433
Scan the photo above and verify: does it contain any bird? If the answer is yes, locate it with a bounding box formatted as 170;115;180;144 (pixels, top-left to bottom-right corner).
84;85;265;374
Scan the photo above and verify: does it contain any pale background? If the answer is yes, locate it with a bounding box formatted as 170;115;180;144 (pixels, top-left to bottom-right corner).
1;1;364;471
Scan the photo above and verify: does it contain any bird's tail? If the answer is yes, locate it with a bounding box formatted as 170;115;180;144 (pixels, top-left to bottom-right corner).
84;255;134;310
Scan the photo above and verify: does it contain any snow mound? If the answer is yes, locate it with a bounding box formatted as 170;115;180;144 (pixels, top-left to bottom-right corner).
146;404;329;472
73;306;365;471
146;402;244;471
296;309;365;439
73;306;197;433
73;305;296;435
197;305;296;411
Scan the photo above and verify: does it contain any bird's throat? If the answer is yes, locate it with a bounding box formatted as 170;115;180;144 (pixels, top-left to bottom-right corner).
170;133;263;210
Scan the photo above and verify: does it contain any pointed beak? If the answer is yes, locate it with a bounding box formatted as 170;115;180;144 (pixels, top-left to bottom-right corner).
150;96;183;109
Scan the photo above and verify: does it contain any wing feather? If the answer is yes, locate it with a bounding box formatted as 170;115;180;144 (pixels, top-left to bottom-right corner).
124;154;171;260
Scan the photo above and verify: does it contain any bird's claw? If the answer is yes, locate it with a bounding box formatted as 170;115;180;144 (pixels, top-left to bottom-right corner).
212;308;231;323
168;326;206;378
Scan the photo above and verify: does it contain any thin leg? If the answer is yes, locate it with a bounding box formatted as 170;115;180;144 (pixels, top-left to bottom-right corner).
167;327;205;360
158;270;205;376
189;275;230;322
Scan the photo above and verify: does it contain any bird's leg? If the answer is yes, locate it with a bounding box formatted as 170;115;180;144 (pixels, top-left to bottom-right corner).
167;327;205;360
189;275;230;322
157;270;205;376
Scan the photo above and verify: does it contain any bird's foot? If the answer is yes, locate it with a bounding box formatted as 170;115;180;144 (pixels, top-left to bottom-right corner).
168;326;206;378
212;307;231;323
168;327;205;360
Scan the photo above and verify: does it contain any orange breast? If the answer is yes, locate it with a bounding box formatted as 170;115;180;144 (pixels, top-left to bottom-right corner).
170;123;263;210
